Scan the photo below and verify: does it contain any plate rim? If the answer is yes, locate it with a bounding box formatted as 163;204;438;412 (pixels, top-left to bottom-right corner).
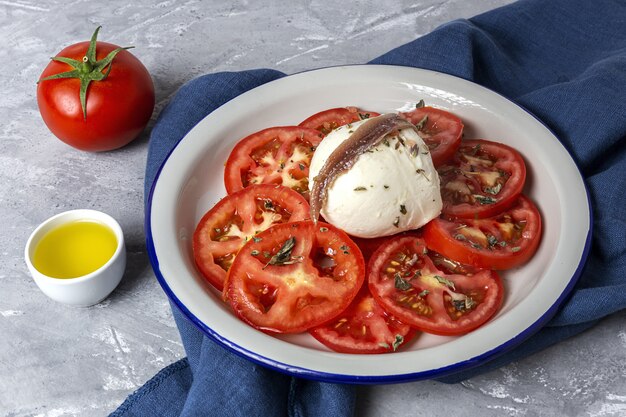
145;64;593;383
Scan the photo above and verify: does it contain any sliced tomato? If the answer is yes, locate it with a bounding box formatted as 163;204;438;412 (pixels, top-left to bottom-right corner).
368;236;503;336
423;195;542;270
438;139;526;219
298;107;380;136
193;185;310;291
427;250;480;276
401;106;463;167
225;221;365;334
224;126;323;199
309;283;417;354
351;230;421;263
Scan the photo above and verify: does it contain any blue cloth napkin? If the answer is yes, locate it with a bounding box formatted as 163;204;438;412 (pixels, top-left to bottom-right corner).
111;0;626;415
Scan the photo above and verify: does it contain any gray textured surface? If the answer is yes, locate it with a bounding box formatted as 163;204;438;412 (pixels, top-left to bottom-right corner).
1;1;625;416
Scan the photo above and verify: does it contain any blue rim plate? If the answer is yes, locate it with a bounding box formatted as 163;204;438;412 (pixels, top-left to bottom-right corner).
146;65;591;383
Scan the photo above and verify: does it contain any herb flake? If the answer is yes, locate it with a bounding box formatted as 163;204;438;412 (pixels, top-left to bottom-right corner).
474;194;497;205
392;334;404;351
415;115;428;131
484;182;502;195
394;273;412;291
434;275;456;290
415;168;430;181
452;296;476;312
265;237;302;267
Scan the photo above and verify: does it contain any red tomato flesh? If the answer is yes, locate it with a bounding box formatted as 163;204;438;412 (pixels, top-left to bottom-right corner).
193;185;310;291
368;236;503;336
224;126;323;199
298;107;380;136
423;195;542;270
438;139;526;219
310;283;417;354
225;221;365;334
401;106;463;167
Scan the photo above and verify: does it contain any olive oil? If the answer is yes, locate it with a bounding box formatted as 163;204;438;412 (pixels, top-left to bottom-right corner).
33;220;118;279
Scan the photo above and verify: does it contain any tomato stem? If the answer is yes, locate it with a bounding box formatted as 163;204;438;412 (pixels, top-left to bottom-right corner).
80;56;93;74
37;26;133;120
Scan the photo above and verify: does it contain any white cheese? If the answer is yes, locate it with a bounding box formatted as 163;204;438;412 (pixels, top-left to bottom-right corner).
308;117;442;238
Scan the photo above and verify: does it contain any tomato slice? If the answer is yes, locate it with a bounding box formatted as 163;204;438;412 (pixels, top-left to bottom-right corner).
427;250;480;276
298;107;380;136
438;139;526;219
309;283;417;354
224;126;323;199
193;185;310;291
351;231;421;263
423;195;542;270
368;236;503;336
225;221;365;334
401;106;463;167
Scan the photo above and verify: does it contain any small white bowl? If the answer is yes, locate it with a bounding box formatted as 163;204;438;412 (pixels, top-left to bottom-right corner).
25;209;126;307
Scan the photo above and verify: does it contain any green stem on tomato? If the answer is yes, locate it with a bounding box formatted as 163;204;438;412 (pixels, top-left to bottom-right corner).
37;26;133;120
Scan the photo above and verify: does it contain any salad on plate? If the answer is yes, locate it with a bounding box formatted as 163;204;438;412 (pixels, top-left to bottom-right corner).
191;102;542;354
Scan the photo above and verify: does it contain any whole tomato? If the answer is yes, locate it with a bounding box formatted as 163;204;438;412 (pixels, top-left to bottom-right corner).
37;27;155;152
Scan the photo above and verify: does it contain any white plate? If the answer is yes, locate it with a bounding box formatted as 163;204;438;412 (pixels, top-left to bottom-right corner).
146;65;591;382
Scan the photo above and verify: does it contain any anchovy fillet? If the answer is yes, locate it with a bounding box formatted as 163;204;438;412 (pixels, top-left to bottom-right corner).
310;114;417;222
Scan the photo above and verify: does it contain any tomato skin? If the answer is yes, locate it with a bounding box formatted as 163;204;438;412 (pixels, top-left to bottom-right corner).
224;126;323;199
401;106;463;167
368;236;503;336
423;195;542;270
299;107;380;135
225;221;365;334
193;185;310;291
439;139;526;219
310;284;417;354
37;41;155;152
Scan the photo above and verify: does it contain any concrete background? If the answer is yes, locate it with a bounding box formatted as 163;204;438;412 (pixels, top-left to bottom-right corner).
1;0;625;416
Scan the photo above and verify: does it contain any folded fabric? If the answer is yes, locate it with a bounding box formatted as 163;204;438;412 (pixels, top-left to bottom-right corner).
111;0;626;415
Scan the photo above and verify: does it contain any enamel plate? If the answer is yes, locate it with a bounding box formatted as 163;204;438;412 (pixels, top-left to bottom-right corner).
146;65;591;383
